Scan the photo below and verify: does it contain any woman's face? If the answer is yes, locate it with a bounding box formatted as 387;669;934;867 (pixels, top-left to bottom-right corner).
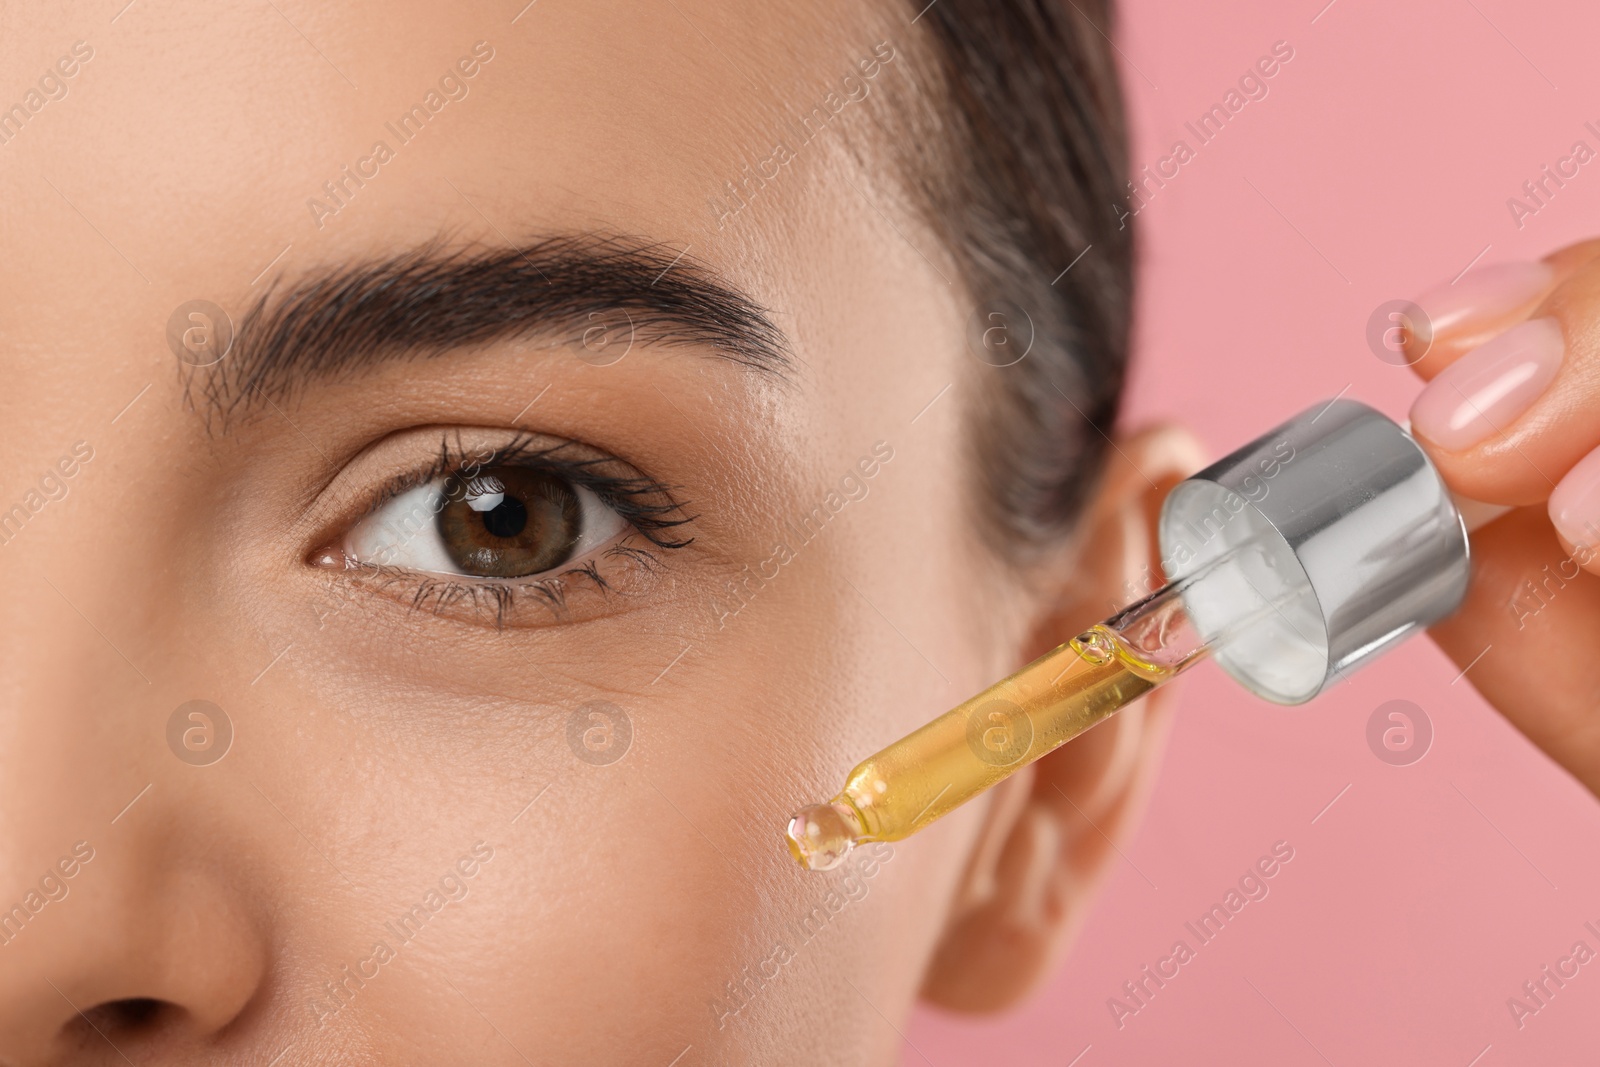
0;2;1175;1062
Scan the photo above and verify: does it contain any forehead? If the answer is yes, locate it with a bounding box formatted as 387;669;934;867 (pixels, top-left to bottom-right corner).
0;0;971;527
1;0;916;366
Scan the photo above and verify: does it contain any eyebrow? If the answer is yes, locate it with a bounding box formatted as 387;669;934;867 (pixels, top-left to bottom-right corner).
195;234;791;422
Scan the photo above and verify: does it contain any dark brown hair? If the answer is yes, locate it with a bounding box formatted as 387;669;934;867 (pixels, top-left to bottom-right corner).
905;0;1132;562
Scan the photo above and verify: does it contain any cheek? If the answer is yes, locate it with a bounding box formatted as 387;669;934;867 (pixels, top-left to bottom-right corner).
437;521;987;1057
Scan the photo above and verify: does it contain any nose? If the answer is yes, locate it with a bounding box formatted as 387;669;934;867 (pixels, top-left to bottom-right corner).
0;839;269;1061
0;557;271;1062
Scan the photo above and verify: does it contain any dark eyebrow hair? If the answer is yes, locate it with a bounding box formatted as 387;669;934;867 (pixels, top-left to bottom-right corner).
193;234;791;423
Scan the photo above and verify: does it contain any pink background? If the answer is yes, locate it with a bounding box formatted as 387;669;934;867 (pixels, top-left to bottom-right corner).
905;0;1600;1063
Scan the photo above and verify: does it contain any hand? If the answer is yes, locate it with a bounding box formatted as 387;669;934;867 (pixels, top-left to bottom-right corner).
1404;240;1600;798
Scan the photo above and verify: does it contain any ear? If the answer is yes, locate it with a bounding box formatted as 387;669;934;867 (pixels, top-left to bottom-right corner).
919;423;1207;1012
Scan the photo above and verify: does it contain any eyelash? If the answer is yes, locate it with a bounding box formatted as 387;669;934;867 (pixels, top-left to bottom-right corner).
329;432;694;627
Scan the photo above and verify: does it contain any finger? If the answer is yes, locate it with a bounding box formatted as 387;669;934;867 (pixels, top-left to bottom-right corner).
1402;240;1600;381
1549;443;1600;576
1428;507;1600;798
1407;251;1600;505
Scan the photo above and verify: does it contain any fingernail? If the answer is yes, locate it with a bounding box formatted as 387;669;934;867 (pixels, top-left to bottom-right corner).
1409;317;1564;451
1550;445;1600;552
1414;261;1554;337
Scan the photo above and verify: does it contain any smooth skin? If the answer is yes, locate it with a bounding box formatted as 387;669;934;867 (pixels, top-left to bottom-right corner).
1407;239;1600;799
15;2;1591;1063
0;2;1199;1063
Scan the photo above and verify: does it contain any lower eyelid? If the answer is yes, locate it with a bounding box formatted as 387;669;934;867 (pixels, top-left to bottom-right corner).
321;532;666;630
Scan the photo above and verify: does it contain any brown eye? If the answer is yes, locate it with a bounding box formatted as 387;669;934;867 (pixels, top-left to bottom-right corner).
436;466;581;578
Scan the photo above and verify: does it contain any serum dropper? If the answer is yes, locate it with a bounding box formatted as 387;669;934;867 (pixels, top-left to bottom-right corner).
787;399;1476;870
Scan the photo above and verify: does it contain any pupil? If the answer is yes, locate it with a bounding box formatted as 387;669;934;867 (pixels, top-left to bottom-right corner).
480;496;527;538
436;465;581;578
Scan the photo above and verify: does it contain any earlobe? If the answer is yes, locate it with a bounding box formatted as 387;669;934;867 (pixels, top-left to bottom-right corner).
919;424;1205;1013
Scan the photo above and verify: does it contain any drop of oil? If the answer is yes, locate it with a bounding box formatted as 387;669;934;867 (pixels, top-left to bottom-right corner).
784;799;862;871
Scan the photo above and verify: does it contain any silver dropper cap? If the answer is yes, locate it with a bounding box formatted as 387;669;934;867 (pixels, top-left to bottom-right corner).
1157;398;1470;705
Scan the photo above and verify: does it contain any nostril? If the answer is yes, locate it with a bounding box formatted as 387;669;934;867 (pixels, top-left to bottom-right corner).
72;997;168;1036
